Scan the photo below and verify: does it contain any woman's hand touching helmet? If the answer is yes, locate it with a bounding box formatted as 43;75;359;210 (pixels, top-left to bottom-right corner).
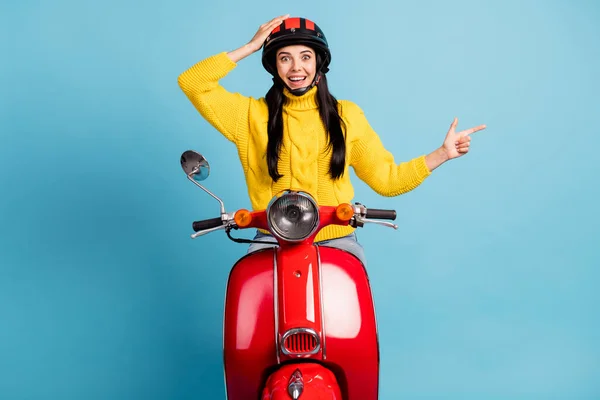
247;14;290;53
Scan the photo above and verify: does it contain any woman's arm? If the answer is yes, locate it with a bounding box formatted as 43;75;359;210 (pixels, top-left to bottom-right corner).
177;53;246;143
348;103;486;197
177;15;289;143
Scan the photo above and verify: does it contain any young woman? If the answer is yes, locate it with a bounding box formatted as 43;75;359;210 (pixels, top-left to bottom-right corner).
177;15;486;264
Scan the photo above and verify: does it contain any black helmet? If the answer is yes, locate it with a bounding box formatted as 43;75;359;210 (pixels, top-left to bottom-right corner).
261;17;331;77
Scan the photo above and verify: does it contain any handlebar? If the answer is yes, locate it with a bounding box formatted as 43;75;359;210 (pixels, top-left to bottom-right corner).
365;208;396;220
189;203;398;238
192;217;223;232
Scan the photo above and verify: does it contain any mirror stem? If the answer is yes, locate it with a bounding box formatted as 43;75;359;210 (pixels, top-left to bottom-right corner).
187;169;226;216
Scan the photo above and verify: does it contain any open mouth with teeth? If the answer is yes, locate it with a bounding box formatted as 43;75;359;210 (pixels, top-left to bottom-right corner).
287;76;308;88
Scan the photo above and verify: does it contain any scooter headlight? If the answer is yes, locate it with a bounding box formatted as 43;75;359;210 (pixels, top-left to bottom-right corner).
267;192;319;242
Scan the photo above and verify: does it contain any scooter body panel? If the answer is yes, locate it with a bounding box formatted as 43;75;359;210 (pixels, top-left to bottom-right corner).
223;245;379;399
318;245;380;399
223;249;278;400
276;244;324;361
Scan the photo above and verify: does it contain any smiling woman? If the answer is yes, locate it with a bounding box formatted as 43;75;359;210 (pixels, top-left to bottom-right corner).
275;46;317;91
176;15;486;262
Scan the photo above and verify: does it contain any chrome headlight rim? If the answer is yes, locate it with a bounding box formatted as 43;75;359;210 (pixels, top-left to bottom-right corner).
266;191;320;243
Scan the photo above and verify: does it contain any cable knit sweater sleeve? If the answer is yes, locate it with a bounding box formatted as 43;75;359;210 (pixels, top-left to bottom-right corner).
177;52;250;144
343;101;432;197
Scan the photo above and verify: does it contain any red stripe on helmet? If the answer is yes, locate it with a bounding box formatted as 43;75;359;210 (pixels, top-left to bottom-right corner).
271;26;281;34
305;19;315;30
285;18;301;29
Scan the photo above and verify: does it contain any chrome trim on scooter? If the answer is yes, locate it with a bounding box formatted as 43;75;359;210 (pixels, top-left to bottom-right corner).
316;246;327;359
280;328;321;356
288;369;304;399
273;251;281;364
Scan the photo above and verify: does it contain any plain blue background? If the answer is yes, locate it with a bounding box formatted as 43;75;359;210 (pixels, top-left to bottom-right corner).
2;0;599;398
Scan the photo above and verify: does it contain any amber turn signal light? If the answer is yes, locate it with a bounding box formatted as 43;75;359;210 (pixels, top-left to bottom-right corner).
335;203;354;221
234;209;253;227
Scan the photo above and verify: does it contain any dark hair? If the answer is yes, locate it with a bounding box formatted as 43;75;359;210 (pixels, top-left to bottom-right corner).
265;56;346;182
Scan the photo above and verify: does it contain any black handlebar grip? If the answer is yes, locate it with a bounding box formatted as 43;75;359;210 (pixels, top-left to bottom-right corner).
365;208;397;220
192;217;223;232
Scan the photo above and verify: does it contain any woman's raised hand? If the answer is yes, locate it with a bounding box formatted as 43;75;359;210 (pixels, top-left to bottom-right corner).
247;14;290;52
227;15;290;63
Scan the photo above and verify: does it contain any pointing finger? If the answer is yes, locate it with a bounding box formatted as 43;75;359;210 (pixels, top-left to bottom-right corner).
460;124;486;136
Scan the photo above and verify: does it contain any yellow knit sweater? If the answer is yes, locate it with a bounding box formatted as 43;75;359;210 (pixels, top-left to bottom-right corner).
178;52;431;242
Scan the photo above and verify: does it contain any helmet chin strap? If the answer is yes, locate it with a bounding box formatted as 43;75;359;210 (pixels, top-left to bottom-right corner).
275;72;322;97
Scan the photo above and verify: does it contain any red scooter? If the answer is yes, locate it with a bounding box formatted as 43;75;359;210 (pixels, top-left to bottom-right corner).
180;150;398;399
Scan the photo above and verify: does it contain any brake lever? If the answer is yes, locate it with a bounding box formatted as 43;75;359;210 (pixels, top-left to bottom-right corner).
191;224;227;239
353;216;398;230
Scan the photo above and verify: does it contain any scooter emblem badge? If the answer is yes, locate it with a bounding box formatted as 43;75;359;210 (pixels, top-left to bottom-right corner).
287;369;304;399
